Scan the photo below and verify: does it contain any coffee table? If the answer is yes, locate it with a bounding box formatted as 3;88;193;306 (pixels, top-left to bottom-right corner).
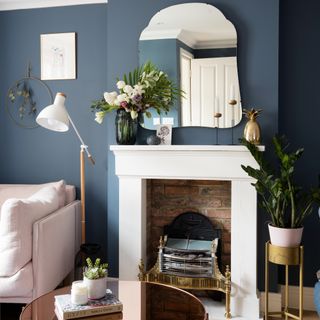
20;279;207;320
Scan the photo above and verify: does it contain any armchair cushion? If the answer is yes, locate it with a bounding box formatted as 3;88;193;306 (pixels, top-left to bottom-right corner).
0;262;33;297
0;185;60;277
0;180;66;214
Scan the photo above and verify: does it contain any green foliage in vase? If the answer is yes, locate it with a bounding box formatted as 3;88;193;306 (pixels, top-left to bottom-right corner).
241;136;320;228
9;81;36;119
91;61;183;123
83;258;108;280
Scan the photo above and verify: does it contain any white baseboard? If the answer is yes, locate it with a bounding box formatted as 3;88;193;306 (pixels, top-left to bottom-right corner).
261;285;315;312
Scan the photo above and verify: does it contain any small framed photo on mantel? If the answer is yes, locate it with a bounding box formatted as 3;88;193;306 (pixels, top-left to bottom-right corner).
156;124;172;145
40;32;77;80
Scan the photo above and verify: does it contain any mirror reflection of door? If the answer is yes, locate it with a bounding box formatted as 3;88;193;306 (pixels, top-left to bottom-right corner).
180;49;193;127
139;3;241;129
181;56;241;128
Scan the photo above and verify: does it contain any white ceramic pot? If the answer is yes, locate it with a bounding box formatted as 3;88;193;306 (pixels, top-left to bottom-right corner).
268;223;303;247
83;276;107;300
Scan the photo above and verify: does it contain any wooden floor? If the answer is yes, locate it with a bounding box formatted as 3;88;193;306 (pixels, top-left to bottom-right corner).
268;309;319;319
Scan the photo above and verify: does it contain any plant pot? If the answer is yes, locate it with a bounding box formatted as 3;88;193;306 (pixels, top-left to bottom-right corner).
268;223;303;247
83;276;107;300
115;109;138;145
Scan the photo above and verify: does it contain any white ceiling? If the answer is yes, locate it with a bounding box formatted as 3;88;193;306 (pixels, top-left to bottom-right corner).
0;0;107;11
140;3;237;49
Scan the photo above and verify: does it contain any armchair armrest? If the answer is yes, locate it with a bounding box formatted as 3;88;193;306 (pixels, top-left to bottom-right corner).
32;200;81;299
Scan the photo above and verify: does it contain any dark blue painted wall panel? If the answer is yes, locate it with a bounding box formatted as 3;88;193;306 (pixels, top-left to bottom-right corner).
0;0;281;289
279;0;320;286
139;39;180;127
194;47;237;58
0;4;108;259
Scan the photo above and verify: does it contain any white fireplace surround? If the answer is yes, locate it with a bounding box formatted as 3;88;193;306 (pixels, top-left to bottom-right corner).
111;145;264;319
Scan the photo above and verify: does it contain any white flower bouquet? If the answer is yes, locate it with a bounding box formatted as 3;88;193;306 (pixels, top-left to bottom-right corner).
91;62;181;123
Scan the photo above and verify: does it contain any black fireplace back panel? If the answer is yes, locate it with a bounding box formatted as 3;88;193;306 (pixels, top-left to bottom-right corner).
163;212;222;264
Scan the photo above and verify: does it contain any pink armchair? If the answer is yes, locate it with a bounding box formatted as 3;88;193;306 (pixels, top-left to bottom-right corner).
0;181;81;303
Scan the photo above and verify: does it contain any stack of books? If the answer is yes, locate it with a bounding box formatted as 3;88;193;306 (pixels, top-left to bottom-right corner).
54;292;123;320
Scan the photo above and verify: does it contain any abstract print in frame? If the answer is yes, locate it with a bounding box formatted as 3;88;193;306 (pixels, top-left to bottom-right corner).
40;32;77;80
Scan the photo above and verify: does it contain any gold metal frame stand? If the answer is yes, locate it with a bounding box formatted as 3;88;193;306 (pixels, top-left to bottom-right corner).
265;241;304;320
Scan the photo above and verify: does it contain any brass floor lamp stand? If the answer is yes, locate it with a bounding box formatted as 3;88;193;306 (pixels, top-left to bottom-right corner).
265;241;304;320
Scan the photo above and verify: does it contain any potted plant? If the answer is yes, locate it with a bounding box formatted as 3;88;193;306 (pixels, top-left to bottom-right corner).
91;61;182;145
241;136;320;247
83;258;108;299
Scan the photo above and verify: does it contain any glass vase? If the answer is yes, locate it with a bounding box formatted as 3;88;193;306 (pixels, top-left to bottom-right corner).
115;109;138;145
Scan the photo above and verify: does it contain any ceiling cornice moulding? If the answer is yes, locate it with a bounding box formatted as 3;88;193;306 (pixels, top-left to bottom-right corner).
0;0;107;11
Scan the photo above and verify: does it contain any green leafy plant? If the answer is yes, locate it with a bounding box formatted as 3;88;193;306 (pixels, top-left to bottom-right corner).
83;258;108;280
241;136;320;228
91;61;182;123
9;81;36;119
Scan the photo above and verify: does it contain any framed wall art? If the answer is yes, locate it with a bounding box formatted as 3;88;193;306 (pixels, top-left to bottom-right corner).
40;32;77;80
156;124;172;145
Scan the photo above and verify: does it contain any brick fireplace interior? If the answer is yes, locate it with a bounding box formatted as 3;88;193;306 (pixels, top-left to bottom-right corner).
146;179;231;271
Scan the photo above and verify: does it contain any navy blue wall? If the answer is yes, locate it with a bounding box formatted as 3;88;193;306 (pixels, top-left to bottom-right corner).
107;0;279;288
0;0;282;289
0;4;108;259
139;39;180;127
279;0;320;286
194;47;237;59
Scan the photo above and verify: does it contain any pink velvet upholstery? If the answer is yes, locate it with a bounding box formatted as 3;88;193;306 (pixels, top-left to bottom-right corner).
0;182;81;303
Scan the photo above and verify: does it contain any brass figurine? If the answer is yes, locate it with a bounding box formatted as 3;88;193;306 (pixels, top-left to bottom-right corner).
243;108;262;145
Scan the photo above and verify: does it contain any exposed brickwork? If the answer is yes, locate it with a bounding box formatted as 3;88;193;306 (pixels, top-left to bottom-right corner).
146;179;231;270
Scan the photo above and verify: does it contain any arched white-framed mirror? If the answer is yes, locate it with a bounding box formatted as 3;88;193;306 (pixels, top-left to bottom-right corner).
139;2;241;129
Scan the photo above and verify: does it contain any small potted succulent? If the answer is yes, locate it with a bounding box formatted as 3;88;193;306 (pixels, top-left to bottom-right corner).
83;258;108;299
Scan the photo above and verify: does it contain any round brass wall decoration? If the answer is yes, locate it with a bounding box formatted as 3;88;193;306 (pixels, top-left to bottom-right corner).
6;72;53;129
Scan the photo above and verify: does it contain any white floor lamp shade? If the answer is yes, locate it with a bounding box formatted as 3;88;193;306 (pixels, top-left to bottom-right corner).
36;92;69;132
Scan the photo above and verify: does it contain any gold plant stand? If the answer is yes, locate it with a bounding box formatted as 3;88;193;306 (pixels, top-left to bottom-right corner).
265;241;304;320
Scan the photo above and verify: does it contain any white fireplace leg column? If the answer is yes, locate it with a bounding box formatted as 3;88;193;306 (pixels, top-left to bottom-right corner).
118;177;146;280
231;180;261;319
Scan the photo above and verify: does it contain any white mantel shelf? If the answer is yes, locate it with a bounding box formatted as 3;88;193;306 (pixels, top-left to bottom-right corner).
110;144;265;151
110;144;264;181
111;144;264;319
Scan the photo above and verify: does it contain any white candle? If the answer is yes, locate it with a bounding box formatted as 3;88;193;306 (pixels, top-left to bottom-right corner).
71;281;88;305
229;84;235;101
